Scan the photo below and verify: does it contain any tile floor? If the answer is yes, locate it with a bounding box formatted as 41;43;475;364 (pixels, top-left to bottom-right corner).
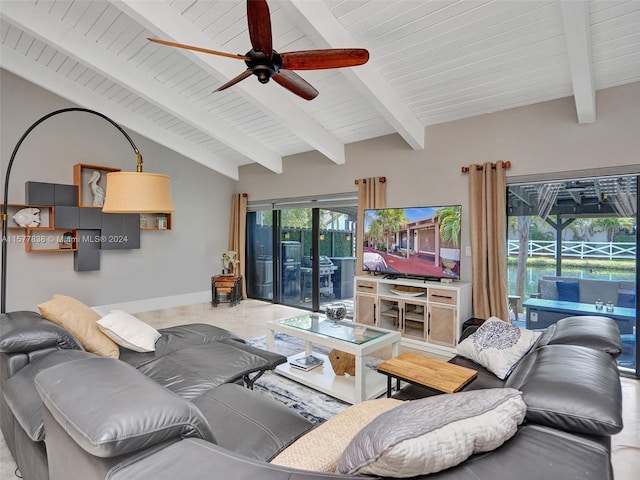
1;299;638;479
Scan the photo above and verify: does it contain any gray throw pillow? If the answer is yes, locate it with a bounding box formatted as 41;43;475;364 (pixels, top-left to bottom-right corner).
337;388;526;477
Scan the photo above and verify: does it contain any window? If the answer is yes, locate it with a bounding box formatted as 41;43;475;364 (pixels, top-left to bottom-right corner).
507;175;637;375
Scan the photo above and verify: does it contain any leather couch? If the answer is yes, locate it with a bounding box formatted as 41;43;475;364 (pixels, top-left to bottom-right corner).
1;311;624;480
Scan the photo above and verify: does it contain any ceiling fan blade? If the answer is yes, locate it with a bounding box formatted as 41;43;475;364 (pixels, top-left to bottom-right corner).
272;70;319;101
247;0;273;58
280;49;369;70
148;38;248;61
215;70;253;92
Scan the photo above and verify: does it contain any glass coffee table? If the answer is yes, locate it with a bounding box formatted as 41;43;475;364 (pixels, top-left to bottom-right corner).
266;314;401;404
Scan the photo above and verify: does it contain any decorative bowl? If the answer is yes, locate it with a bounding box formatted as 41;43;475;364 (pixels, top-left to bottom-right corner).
325;303;347;326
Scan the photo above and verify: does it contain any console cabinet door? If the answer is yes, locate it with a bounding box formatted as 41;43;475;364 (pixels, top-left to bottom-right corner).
428;304;457;348
355;294;377;326
402;300;427;340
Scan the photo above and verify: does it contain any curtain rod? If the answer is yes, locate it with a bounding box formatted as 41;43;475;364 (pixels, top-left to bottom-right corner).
461;160;511;173
354;176;386;185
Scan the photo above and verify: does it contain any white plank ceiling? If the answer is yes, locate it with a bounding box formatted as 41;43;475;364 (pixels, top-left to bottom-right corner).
1;0;639;180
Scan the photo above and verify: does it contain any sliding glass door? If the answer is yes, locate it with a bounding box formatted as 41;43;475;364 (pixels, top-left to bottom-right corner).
246;196;357;315
507;174;638;376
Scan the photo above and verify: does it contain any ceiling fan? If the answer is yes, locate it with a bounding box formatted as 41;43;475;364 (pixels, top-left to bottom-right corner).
148;0;369;100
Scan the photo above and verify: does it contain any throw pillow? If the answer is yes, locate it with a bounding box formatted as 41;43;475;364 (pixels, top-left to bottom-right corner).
455;317;540;380
617;289;635;308
556;281;579;302
538;279;558;300
38;294;119;358
336;388;526;477
97;310;162;352
271;398;403;472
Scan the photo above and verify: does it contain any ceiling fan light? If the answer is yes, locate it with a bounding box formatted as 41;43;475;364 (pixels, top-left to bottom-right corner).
102;171;175;214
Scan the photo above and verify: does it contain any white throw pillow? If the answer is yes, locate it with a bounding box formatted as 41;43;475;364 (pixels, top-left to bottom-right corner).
456;317;540;379
337;388;526;477
97;310;161;352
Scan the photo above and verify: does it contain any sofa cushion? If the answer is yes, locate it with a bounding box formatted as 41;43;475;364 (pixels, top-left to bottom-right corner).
118;323;244;368
194;383;314;462
578;279;619;305
38;295;119;358
3;350;94;441
0;311;81;353
505;344;623;436
535;316;622;357
34;356;214;458
336;388;526;477
556;281;580;302
617;288;635;308
456;317;540;380
97;310;161;352
538;279;559;300
271;397;403;472
136;342;274;400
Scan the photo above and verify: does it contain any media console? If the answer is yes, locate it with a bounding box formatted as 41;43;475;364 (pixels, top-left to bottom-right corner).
354;275;472;355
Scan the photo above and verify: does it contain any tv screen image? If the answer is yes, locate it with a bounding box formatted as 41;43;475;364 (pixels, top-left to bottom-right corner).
362;205;462;280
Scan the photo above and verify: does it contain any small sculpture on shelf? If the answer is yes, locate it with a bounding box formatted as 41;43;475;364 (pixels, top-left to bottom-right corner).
222;251;239;275
88;170;105;207
12;207;41;227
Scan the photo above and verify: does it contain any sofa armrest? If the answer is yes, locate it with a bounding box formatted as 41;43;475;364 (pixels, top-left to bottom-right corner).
34;357;214;458
108;438;375;480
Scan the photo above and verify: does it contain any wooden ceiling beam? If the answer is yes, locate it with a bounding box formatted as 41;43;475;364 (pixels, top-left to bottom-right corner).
282;0;425;150
560;1;596;124
0;46;240;180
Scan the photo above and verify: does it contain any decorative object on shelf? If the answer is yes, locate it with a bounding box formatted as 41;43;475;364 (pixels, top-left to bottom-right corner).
390;285;425;297
325;303;347;327
1;107;174;313
12;207;41;227
147;0;368;101
58;232;74;250
329;349;356;376
87;170;105;207
156;216;167;230
222;250;239;275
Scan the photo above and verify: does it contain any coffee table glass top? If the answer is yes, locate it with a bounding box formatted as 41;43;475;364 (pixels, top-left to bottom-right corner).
278;314;387;345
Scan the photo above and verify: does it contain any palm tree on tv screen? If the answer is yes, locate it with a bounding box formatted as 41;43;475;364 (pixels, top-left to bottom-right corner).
437;206;461;249
370;209;407;253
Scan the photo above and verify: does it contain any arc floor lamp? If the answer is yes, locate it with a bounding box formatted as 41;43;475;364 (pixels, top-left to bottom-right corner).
1;107;175;313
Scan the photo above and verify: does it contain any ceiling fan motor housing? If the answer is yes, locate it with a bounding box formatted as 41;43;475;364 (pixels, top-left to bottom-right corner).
245;49;282;83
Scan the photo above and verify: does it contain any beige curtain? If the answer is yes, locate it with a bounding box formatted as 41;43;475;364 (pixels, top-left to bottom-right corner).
469;162;509;320
356;177;386;275
229;193;248;299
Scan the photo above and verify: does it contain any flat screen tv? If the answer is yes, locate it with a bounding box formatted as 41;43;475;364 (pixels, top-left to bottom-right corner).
362;205;462;281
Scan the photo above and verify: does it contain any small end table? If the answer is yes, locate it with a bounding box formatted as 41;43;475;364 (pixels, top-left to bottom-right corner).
211;275;242;307
376;352;477;397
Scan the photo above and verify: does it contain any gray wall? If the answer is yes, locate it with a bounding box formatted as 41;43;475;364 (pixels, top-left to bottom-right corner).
1;70;235;311
237;82;640;283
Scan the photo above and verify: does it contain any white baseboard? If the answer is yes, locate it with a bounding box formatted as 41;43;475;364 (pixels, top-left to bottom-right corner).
92;291;210;315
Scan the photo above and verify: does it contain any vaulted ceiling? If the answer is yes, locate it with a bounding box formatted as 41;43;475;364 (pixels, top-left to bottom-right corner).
1;0;639;180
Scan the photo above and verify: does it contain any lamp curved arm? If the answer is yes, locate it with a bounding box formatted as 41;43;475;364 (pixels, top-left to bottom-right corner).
1;107;143;313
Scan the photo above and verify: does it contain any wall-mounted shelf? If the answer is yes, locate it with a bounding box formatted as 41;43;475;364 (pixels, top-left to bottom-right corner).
73;163;120;208
140;213;172;231
25;228;77;252
1;204;53;229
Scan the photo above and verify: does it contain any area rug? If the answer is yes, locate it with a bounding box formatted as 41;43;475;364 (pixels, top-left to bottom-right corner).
247;333;362;424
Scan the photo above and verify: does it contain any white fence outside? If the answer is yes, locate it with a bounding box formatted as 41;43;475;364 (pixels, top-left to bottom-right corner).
507;240;636;260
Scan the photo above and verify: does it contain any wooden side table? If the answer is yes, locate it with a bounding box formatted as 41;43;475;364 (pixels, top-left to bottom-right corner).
211;275;242;307
376;352;477;397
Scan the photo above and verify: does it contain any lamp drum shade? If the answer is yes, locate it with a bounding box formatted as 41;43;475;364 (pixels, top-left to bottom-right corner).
102;172;175;213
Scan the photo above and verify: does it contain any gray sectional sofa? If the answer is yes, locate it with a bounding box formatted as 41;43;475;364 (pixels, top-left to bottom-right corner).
0;311;625;480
